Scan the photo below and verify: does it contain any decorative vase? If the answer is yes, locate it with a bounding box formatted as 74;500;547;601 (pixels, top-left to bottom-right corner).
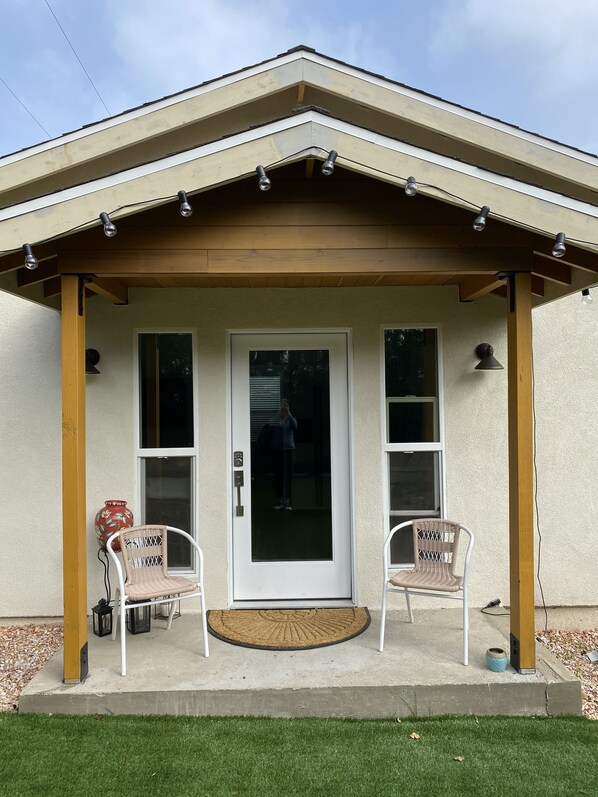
486;647;509;672
95;500;134;551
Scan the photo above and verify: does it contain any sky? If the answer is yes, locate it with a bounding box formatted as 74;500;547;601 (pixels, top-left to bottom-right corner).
1;0;597;158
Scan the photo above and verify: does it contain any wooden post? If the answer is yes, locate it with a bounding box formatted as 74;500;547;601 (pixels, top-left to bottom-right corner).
507;272;536;673
61;275;88;682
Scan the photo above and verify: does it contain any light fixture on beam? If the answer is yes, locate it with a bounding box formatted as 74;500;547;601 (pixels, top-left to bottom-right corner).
256;165;271;191
99;212;117;237
321;150;338;176
582;288;593;305
86;349;101;375
22;243;38;270
552;232;566;258
473;206;490;232
404;176;418;196
177;190;193;217
475;343;504;370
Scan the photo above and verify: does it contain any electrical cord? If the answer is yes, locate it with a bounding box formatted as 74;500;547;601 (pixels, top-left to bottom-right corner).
480;599;510;616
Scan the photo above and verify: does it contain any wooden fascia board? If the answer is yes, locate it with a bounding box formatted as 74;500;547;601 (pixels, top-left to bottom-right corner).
1;113;596;267
0;59;304;196
301;56;598;194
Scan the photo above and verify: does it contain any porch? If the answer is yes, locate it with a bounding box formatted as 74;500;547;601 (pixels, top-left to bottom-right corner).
19;609;581;718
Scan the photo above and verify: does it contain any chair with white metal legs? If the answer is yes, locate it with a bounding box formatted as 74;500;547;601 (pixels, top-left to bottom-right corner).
106;524;209;676
379;519;474;665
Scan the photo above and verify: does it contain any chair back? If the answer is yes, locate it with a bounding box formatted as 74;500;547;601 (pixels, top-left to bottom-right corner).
119;525;169;587
411;519;461;577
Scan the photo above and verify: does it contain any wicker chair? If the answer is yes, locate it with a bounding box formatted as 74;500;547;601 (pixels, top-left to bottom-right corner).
378;519;474;664
106;524;209;675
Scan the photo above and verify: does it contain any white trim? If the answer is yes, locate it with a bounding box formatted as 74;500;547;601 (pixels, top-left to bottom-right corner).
2;111;596;227
3;48;594;170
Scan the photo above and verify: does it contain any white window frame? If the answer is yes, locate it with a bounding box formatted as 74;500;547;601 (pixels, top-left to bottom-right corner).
380;325;446;566
134;328;199;576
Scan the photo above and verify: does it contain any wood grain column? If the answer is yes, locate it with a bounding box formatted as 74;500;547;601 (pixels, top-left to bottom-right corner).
61;275;88;682
507;272;536;672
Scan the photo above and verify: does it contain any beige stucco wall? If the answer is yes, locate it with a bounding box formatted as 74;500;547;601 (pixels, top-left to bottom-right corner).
1;285;595;618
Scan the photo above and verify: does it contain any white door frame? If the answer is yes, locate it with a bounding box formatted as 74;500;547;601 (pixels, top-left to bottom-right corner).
228;330;355;607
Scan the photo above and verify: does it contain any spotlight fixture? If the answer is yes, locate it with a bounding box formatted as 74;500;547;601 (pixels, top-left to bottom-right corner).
552;232;566;258
582;288;593;305
404;176;418;196
321;150;338;176
256;165;271;191
473;206;490;232
85;348;101;375
99;211;117;237
475;343;504;371
22;243;38;270
177;190;193;218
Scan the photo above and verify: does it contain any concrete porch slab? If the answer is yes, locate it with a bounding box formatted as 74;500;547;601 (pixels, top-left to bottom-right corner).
18;609;582;718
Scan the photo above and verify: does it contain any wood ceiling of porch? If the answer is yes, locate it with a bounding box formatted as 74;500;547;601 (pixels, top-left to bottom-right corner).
5;166;594;307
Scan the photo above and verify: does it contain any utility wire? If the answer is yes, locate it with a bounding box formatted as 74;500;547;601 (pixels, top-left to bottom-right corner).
44;0;111;116
0;76;51;138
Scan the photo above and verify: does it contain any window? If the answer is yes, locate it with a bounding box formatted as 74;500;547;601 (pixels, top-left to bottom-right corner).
137;332;196;570
383;329;444;564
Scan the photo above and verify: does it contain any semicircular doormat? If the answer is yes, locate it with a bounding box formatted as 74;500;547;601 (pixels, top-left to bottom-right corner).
207;607;371;651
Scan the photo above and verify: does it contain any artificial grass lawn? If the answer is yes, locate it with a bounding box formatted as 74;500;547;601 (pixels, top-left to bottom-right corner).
0;714;596;797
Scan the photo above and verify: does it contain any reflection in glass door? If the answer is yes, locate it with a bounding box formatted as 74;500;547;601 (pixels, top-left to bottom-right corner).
231;333;352;602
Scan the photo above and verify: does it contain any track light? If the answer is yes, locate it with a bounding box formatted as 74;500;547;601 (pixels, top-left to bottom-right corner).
99;212;117;237
582;288;593;305
321;150;338;176
22;243;38;270
473;206;490;232
552;232;566;258
256;165;271;191
404;176;418;196
177;190;193;217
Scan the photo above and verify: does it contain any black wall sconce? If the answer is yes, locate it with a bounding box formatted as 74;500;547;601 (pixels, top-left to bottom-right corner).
475;344;504;370
86;349;100;374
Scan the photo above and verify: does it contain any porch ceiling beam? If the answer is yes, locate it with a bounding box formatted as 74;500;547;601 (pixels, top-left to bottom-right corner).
530;257;571;285
491;274;545;298
507;272;536;673
43;276;63;298
87;277;129;305
533;247;598;275
459;275;505;301
16;258;58;287
57;247;536;276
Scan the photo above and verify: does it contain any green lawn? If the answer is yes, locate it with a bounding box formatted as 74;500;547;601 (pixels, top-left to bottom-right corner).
0;714;596;796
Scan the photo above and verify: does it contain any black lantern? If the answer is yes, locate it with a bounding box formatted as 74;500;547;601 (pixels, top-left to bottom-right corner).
127;601;151;634
92;598;113;637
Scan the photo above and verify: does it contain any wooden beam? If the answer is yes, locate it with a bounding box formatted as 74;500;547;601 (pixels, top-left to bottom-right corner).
43;277;63;298
58;247;535;276
534;247;598;275
17;259;58;287
531;257;571;285
297;82;306;104
61;275;88;683
491;274;545;299
459;275;505;301
304;159;315;179
88;277;129;304
507;272;536;673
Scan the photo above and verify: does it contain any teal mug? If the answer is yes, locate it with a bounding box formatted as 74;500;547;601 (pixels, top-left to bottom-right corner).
486;647;509;672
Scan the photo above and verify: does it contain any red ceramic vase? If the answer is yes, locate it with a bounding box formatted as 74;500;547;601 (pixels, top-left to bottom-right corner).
95;500;134;551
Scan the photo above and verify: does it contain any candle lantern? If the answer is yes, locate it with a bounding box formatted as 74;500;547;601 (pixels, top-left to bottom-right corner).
127;601;151;634
92;598;113;637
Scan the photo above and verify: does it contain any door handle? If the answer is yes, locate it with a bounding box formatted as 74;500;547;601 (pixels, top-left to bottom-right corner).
234;470;244;516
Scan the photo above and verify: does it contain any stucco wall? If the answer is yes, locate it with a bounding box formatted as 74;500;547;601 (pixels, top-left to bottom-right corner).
1;286;595;617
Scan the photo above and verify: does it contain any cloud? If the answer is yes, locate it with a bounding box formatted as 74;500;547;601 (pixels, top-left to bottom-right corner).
429;0;598;97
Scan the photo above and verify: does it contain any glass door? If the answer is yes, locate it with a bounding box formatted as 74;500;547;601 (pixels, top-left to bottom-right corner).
230;333;352;602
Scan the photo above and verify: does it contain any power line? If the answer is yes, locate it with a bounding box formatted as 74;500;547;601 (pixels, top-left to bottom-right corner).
0;76;51;138
44;0;111;116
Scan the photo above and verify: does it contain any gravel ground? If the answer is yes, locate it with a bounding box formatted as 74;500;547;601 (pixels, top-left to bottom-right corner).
0;623;596;716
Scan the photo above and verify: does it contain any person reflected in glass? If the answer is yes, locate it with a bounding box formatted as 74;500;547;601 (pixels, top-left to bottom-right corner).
270;399;297;510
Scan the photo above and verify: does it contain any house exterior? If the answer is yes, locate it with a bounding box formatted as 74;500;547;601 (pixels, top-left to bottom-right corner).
0;47;596;684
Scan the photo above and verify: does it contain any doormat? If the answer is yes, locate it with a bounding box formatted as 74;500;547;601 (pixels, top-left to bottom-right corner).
207;607;370;651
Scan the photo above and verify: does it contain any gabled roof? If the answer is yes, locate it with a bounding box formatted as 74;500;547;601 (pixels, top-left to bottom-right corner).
0;46;596;307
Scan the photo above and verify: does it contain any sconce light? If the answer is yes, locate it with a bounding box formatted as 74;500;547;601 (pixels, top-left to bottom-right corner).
86;348;101;374
475;343;504;370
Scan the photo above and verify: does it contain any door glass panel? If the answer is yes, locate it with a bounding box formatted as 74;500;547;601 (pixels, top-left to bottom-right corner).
141;456;193;568
249;349;332;561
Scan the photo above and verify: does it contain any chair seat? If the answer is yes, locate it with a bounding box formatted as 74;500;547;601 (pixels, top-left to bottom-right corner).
125;575;198;602
389;568;463;593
